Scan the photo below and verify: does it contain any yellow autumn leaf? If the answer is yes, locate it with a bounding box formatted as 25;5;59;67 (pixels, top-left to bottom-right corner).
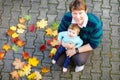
22;64;31;76
34;71;42;80
50;39;59;47
52;30;58;37
18;70;26;77
28;57;39;67
17;28;25;33
17;23;26;29
12;33;19;38
50;48;57;55
2;44;11;52
41;66;50;73
45;28;53;36
36;19;47;28
10;26;17;31
27;72;36;80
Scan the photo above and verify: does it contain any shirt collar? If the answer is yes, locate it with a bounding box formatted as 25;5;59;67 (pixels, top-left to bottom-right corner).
71;14;88;28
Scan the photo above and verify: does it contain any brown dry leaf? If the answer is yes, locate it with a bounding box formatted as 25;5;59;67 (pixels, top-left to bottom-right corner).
10;70;19;80
12;58;25;69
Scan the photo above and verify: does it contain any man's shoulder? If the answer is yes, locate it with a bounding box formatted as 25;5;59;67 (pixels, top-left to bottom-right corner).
63;12;72;21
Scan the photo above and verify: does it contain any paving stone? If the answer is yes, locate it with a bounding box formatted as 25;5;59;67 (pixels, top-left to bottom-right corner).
4;50;14;60
102;0;111;8
38;8;48;19
111;62;120;74
110;3;119;14
56;9;66;21
101;68;112;80
111;74;120;80
71;72;81;80
1;72;10;80
57;0;66;9
51;71;61;79
20;6;30;17
110;0;119;3
102;19;111;30
10;11;20;24
12;0;22;12
91;73;101;80
110;13;120;25
111;25;120;37
42;76;52;80
47;14;57;26
2;59;13;72
0;29;7;40
111;36;120;48
29;2;40;13
25;36;36;48
24;48;35;57
21;0;31;7
4;0;13;6
2;5;12;17
1;17;10;28
102;31;111;42
47;4;58;15
101;42;111;55
92;48;102;60
101;54;111;67
49;0;58;4
81;65;92;79
111;49;120;61
93;1;102;12
91;60;101;73
42;51;52;63
101;8;110;19
40;0;48;8
35;31;45;43
86;0;93;7
28;13;39;24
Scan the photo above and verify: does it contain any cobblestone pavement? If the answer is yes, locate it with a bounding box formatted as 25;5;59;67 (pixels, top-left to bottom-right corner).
0;0;120;80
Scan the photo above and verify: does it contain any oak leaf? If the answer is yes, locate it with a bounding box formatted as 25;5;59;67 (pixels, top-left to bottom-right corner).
22;52;29;59
11;37;19;43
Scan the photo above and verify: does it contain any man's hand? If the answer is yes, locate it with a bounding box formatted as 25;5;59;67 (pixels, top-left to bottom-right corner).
61;41;75;49
66;48;76;57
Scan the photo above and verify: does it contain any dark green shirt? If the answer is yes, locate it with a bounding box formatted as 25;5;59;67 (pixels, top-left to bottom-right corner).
58;12;103;49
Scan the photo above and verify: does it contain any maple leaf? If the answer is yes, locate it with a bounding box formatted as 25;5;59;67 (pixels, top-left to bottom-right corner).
24;15;32;21
10;70;19;80
51;21;59;30
22;52;29;59
11;37;19;43
12;45;19;52
12;33;19;38
17;23;26;29
6;29;15;36
10;26;17;31
19;17;26;24
41;66;50;73
52;30;58;37
34;71;42;80
28;57;39;67
12;58;25;69
0;51;4;60
40;44;46;52
2;44;11;52
22;64;31;76
48;48;57;58
27;72;36;80
29;24;36;32
15;39;25;47
36;19;47;28
47;39;52;45
50;39;59;47
45;28;53;36
17;28;25;34
18;70;26;77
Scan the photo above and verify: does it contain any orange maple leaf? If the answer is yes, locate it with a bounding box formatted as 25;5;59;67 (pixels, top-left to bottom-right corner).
10;70;19;80
19;17;26;24
6;29;15;36
0;51;4;60
16;40;25;47
50;39;59;47
41;66;50;73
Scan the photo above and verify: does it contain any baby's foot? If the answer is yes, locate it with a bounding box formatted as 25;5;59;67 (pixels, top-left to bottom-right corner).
52;59;56;64
63;67;67;72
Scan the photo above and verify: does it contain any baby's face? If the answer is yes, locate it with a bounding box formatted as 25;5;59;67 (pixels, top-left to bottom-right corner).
68;29;77;38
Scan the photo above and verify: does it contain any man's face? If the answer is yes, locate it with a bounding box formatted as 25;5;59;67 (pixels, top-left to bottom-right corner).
68;29;77;38
72;10;86;25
